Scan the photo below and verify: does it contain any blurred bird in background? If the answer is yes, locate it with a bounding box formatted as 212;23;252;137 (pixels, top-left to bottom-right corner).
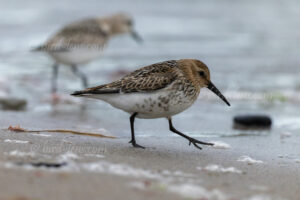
33;12;142;101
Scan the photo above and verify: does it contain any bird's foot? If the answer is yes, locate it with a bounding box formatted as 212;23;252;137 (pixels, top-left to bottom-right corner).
129;140;145;149
188;138;214;150
51;93;61;104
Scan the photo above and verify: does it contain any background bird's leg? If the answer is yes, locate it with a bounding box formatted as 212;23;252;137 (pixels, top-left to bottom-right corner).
51;63;60;103
51;63;59;94
71;65;88;88
129;113;145;149
168;118;213;150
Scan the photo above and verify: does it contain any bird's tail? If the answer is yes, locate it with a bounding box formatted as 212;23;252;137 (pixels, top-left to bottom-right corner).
30;45;46;52
71;90;90;97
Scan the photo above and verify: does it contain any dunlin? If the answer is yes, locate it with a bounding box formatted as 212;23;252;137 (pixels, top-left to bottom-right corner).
72;59;230;149
34;13;142;95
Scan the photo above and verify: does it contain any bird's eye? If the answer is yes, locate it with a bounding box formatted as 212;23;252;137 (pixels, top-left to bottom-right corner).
199;71;205;77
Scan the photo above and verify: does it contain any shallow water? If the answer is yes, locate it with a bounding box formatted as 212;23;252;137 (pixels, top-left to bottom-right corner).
0;0;300;138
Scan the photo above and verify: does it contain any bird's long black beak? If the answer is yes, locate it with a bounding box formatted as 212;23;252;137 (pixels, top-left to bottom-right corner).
131;31;143;43
207;81;230;106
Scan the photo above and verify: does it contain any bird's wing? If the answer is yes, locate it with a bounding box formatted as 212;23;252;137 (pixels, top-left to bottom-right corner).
35;18;109;52
72;60;179;95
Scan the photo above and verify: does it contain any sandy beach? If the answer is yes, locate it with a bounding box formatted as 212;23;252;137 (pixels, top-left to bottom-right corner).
0;108;300;200
1;0;300;199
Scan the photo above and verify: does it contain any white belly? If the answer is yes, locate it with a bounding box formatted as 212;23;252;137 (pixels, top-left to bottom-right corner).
88;89;198;119
49;49;103;65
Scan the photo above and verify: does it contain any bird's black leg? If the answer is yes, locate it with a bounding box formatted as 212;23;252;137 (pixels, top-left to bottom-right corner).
128;113;145;149
71;65;88;88
51;63;59;94
168;118;213;150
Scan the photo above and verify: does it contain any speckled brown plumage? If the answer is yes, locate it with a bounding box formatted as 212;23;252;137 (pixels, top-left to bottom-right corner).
73;59;209;100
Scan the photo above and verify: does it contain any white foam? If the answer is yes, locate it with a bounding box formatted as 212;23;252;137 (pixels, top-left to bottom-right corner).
211;141;231;149
34;133;51;137
58;152;79;162
246;194;272;200
168;183;228;200
280;132;292;139
84;154;105;158
249;185;269;192
5;150;35;157
130;181;148;190
294;159;300;163
130;181;230;200
202;164;242;174
161;170;171;175
1;157;188;182
3;162;19;169
81;161;162;179
80;161;193;180
4;139;29;144
237;156;263;165
173;170;193;177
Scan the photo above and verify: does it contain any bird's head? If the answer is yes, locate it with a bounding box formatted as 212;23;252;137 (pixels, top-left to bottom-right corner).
180;59;230;106
109;13;142;43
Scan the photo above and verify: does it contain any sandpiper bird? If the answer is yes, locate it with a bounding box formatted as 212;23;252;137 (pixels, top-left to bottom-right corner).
34;13;142;96
72;59;230;149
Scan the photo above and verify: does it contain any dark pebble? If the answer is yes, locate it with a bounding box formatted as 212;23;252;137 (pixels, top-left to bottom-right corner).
16;162;67;168
0;97;27;111
233;115;272;130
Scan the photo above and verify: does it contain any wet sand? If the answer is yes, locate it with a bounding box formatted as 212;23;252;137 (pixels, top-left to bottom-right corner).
0;110;300;200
